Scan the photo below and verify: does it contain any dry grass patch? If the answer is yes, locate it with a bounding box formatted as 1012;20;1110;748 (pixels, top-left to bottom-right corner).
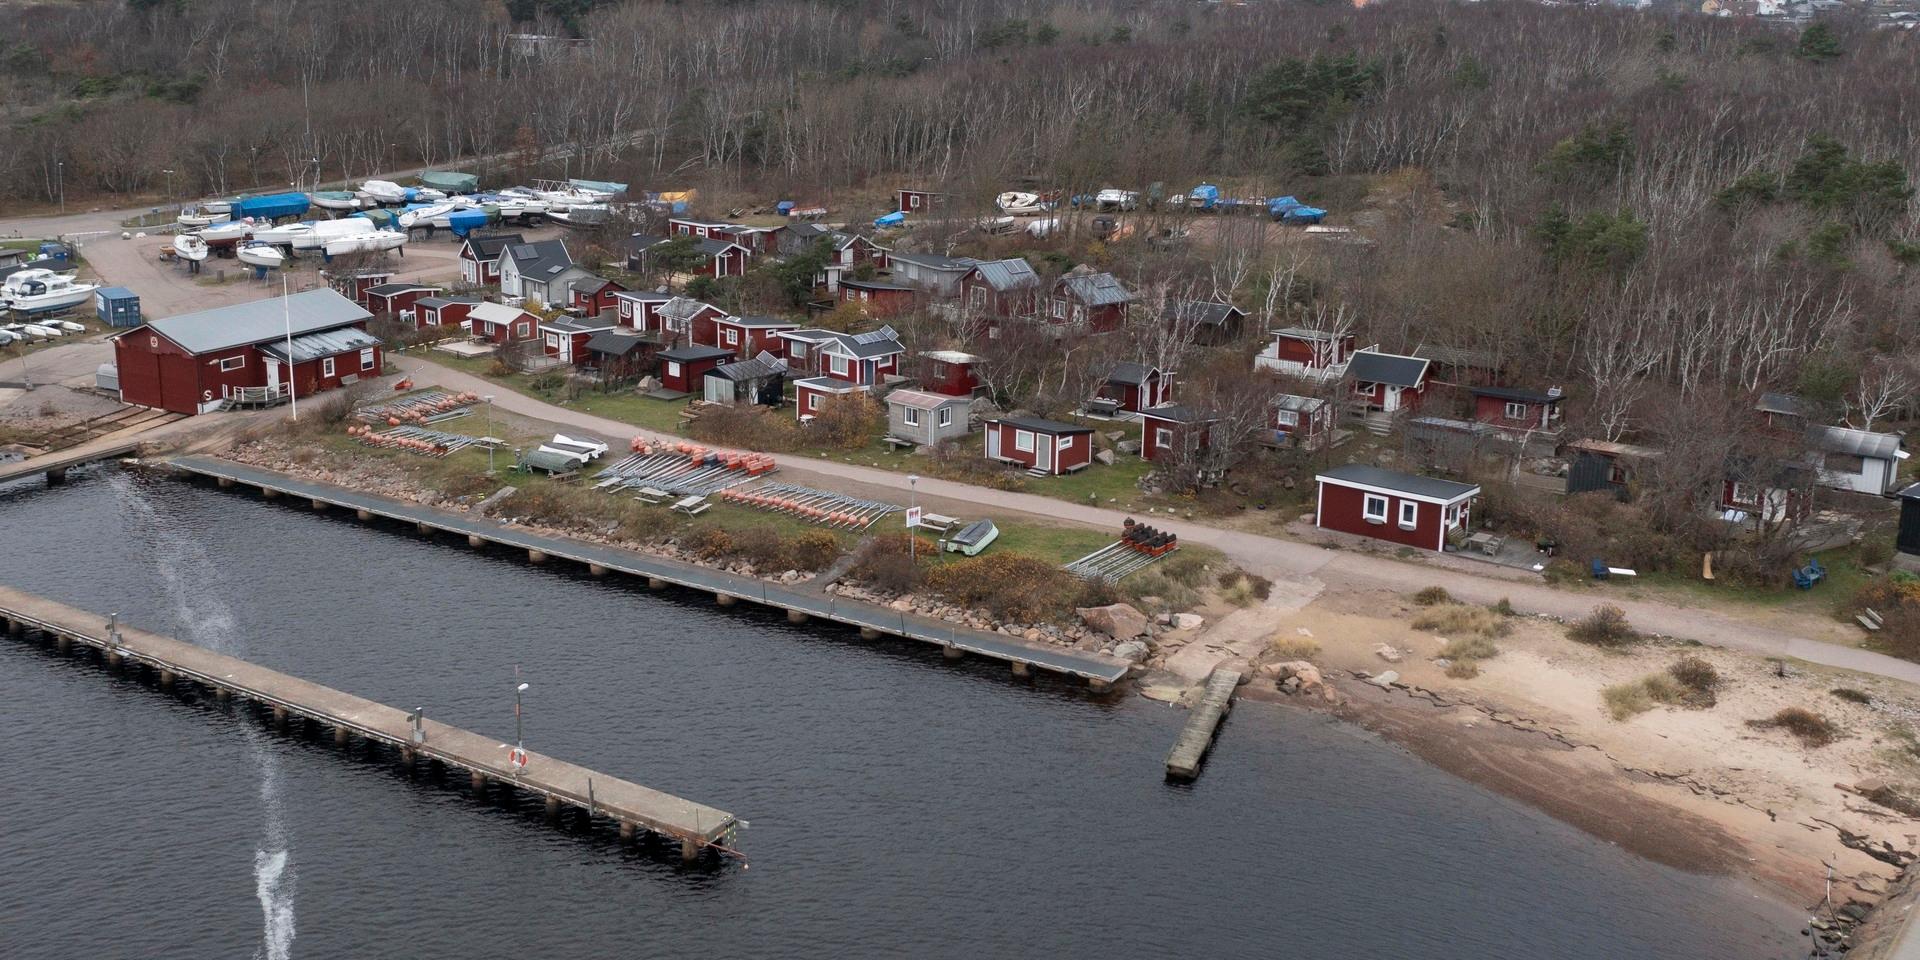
1748;707;1839;747
1267;632;1321;661
1445;659;1482;679
1601;673;1686;720
1569;604;1638;648
1412;586;1452;606
1413;603;1512;639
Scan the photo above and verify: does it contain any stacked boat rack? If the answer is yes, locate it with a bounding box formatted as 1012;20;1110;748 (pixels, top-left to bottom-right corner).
345;424;489;457
714;483;901;530
1065;520;1180;583
594;441;776;498
356;390;478;426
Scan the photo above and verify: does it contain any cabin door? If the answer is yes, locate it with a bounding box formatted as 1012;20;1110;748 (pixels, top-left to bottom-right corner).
1036;437;1053;473
266;358;282;394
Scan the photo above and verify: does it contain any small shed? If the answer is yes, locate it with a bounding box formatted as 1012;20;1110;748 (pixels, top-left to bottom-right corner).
658;345;733;394
702;352;786;406
94;286;141;327
920;350;982;397
1272;394;1333;447
1315;463;1479;553
887;389;970;447
983;416;1094;475
1897;483;1920;557
582;329;655;383
1139;403;1218;462
1098;362;1173;415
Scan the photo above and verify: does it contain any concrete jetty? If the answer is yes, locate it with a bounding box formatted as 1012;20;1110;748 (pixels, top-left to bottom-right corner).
1165;667;1241;781
167;455;1131;690
0;586;737;860
0;438;142;486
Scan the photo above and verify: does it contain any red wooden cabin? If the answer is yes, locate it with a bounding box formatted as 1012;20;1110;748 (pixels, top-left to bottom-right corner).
1314;464;1478;553
983;416;1094;475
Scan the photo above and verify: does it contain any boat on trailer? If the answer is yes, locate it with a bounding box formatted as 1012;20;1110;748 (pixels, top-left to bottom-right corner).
236;241;285;269
323;230;407;257
172;234;211;262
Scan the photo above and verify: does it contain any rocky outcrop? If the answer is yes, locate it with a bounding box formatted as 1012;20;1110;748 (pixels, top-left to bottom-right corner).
1077;602;1150;640
1265;660;1336;702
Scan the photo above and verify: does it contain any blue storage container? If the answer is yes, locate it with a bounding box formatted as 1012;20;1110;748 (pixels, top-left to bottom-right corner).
94;286;140;327
39;241;70;261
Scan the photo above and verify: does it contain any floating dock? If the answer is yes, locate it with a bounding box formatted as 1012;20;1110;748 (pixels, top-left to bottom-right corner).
0;585;737;860
166;455;1131;690
1165;667;1241;781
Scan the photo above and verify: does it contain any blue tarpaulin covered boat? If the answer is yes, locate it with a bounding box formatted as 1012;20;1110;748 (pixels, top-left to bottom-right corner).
874;210;906;228
234;192;310;221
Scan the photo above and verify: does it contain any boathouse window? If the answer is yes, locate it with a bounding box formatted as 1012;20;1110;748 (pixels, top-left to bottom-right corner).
829;355;849;377
360;349;376;371
1398;500;1419;529
1275;409;1299;428
1363;494;1389;522
321;357;336;378
217;356;245;372
665;361;681;379
1154;427;1173;450
725;329;739;346
807;393;821;412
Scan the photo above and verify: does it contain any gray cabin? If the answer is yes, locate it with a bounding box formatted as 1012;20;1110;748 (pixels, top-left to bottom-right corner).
886;388;970;447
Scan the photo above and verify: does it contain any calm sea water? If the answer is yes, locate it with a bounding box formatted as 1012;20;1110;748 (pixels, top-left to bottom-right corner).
0;467;1800;959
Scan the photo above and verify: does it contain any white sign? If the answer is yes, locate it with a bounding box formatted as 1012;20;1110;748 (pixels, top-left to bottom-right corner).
905;507;923;529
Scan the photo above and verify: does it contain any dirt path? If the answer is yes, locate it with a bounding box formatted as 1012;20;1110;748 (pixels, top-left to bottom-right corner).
396;352;1920;689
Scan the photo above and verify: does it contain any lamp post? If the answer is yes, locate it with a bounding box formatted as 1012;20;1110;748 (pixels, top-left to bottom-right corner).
514;681;529;764
483;395;497;475
160;168;174;208
55;160;64;214
907;474;919;561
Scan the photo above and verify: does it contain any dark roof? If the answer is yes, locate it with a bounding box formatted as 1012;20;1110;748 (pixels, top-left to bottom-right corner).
584;330;652;357
1105;361;1159;386
887;251;978;272
136;289;371;355
692;238;743;256
966;258;1040;291
1897;482;1920;501
842;279;916;292
1757;392;1815;417
567;275;618;294
1317;463;1479;502
364;282;439;297
541;317;614;334
1470;385;1563;405
465;233;524;261
504;239;572;277
1348;350;1429;388
1164;300;1245;326
710;354;787;381
416;296;483;309
1271;326;1344;341
257;326;384;365
1140;403;1215;424
993;416;1092;436
1056;270;1132;306
725;315;801;328
821;326;904;359
658;345;734;362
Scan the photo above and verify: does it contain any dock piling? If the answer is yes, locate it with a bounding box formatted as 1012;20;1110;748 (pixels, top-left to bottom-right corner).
648;577;666;590
1010;661;1030;678
943;646;963;661
681;838;701;862
859;626;881;640
310;499;327;511
468;535;485;549
715;593;735;607
528;549;548;564
786;609;808;624
356;508;373;521
588;563;608;577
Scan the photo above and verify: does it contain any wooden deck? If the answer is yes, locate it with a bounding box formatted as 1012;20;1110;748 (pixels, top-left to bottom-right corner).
1165;667;1241;781
0;437;143;485
0;585;737;857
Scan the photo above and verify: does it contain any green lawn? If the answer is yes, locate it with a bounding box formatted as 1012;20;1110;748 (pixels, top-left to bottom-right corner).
1583;543;1880;619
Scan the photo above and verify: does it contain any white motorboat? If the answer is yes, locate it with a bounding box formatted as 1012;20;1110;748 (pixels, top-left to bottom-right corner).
248;221;312;246
397;200;475;230
414;187;447;202
323;230;406;257
198;220;252;245
0;329;16;346
530;180;614;208
4;273;97;315
547;204;607;227
176;208;225;228
310;190;362;211
236;241;286;269
1025;217;1062;238
201;198;234;216
996;191;1047;215
290;216;375;251
2;268;65;296
173;234;211;262
45;318;85;333
360;180;408;205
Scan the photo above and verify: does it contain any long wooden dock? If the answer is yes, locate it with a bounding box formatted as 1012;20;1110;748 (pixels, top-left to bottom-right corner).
0;586;737;860
166;455;1132;689
1165;667;1241;781
0;437;142;485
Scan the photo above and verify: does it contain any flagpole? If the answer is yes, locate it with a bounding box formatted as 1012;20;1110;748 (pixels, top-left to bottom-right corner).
283;272;297;420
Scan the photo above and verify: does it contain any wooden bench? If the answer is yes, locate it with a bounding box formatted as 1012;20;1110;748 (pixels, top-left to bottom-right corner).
916;513;960;533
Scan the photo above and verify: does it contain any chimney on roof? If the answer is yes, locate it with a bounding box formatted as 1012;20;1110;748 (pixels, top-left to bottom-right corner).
1547;385;1563;399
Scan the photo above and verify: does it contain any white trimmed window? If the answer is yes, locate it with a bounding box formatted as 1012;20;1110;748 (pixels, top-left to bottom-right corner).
1363;494;1389;522
1154;427;1174;449
937;407;953;427
1398;500;1418;528
1275;409;1299;427
1731;482;1755;505
360;348;375;371
829;355;849;376
665;361;682;378
903;407;921;427
1013;429;1035;453
1504;401;1528;420
807;393;821;411
1051;298;1068;320
321;357;336;377
217;356;245;372
725;329;739;346
546;333;561;349
969;285;987;310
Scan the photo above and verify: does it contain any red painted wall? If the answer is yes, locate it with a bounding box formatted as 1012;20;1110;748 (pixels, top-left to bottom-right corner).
660;355;723;393
923;361;977;397
1316;481;1449;551
1472;395;1549;430
986;423;1090;474
418;302;475;330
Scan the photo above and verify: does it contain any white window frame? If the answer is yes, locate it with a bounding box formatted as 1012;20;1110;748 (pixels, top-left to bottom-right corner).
1398;500;1418;529
360;348;375;371
725;328;739;346
807;393;821;411
665;361;682;379
1013;429;1036;453
321;356;336;378
969;285;987;310
1731;481;1755;505
829;354;849;377
903;407;921;427
1050;298;1068;320
1503;401;1528;420
1154;427;1174;450
937;407;953;428
1275;409;1299;428
546;332;561;349
1363;494;1389;523
217;355;246;372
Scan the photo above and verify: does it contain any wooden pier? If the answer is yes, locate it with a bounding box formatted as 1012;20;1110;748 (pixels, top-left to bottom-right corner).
0;438;142;486
0;586;737;860
166;455;1132;690
1165;667;1241;781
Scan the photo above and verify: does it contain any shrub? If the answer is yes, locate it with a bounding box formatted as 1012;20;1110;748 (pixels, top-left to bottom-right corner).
1158;550;1213;588
1830;687;1873;705
682;524;736;562
848;533;933;594
1748;707;1838;747
1667;656;1720;707
926;553;1079;623
730;527;790;569
689;403;804;452
1853;578;1920;662
1413;603;1512;638
811;392;884;449
786;530;842;571
528;371;565;393
1267;632;1321;661
1602;673;1686;720
1445;659;1481;679
1569;604;1637;647
1120;569;1200;612
1492;597;1515;617
1413;586;1452;606
1216;570;1273;602
1440;635;1500;661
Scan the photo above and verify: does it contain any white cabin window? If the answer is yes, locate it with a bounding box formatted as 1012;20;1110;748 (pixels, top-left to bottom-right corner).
829;355;849;376
360;348;375;371
807;393;821;411
903;407;921;427
1363;494;1389;522
217;356;245;372
1398;500;1418;529
321;357;336;377
1154;427;1174;450
725;329;739;346
1013;429;1035;453
1050;299;1068;320
1275;409;1299;428
969;286;986;310
546;333;561;349
937;407;953;427
1731;482;1757;505
1503;401;1528;420
665;361;682;378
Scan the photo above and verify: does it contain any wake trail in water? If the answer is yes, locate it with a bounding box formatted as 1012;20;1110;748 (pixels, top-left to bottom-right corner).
111;476;296;959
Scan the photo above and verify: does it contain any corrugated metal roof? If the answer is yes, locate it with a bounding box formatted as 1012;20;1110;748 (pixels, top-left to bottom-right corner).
1348;350;1429;388
887;388;963;411
1140;403;1215;424
257;326;383;365
584;330;652;356
416;296;483;309
1757;392;1815;417
1106;362;1157;386
143;289;372;355
968;258;1040;291
888;251;978;271
1810;425;1902;460
658;345;733;361
1059;271;1132;306
1273;393;1326;413
1317;463;1479;502
660;297;716;322
467;302;530;325
711;352;787;381
1471;385;1562;404
365;282;439;296
1165;300;1243;326
1271;326;1342;340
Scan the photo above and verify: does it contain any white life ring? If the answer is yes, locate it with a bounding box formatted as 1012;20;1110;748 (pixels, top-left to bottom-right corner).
507;747;528;770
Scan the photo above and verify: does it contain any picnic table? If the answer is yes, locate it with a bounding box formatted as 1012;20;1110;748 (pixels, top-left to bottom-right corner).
1464;531;1507;556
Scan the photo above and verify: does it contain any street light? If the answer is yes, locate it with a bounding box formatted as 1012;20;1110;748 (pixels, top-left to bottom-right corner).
907;474;920;561
483;395;496;475
55;160;64;214
160;168;174;208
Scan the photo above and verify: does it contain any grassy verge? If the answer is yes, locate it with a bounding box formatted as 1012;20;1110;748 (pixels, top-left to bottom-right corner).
1592;543;1880;618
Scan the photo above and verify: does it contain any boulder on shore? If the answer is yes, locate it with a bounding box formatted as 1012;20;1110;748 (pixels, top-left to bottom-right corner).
1111;639;1150;664
1077;602;1150;640
1172;612;1205;631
